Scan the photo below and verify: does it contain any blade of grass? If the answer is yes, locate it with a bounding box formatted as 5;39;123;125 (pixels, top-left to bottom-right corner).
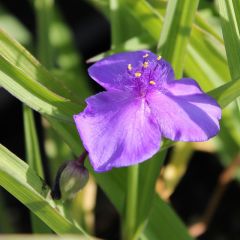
217;0;240;111
157;0;199;78
0;28;77;102
0;145;88;236
34;0;54;69
23;104;51;233
23;105;44;178
208;77;240;108
135;150;167;239
0;54;81;122
143;194;193;240
123;165;139;240
110;0;123;49
218;0;240;81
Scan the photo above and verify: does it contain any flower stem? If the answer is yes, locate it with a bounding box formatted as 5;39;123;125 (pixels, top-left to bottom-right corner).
34;0;54;68
110;0;122;49
123;164;139;240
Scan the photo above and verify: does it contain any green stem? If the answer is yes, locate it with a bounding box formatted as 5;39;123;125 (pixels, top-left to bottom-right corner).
110;0;122;49
34;0;54;68
23;104;44;178
124;164;139;240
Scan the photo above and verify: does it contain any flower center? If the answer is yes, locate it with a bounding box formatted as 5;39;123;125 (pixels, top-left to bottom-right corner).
126;53;162;95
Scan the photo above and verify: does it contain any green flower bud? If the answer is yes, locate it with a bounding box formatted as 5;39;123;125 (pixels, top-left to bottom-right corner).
51;152;89;201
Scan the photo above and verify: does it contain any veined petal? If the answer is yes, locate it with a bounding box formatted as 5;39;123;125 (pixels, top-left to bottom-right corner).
147;81;221;141
166;78;203;96
88;50;174;91
74;91;161;172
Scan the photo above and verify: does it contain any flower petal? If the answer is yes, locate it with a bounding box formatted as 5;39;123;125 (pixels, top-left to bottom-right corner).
147;80;221;141
166;78;204;96
74;91;161;172
88;50;174;90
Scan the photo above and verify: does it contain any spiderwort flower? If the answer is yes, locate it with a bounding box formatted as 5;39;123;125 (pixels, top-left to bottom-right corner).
74;50;221;172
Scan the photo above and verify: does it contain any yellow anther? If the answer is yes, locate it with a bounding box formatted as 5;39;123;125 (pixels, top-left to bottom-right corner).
149;80;156;85
128;64;132;71
143;61;149;68
157;55;162;60
135;72;142;77
143;53;149;58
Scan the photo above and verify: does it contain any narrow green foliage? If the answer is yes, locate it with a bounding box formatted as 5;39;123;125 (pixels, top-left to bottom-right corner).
158;0;199;78
23;105;44;179
135;150;166;239
123;165;139;240
23;105;51;233
110;0;123;48
34;0;55;68
209;77;240;108
143;196;193;240
0;54;81;121
0;28;78;101
0;145;88;236
218;0;240;81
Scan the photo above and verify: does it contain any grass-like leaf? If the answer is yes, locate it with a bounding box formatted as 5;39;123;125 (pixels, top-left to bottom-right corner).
0;54;81;122
0;145;88;236
218;0;240;81
157;0;199;78
23;105;51;233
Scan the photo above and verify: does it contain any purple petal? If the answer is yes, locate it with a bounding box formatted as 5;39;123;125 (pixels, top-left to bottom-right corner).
88;50;174;91
147;79;221;141
74;91;161;172
166;78;203;96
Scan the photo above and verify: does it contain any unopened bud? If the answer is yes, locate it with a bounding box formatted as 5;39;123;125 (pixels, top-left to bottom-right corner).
51;152;89;200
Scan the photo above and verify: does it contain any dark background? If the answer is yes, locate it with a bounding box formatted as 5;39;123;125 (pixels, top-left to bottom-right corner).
0;1;240;239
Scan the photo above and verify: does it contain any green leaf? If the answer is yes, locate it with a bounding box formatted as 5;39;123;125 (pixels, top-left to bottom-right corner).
218;0;240;81
23;105;44;179
0;54;81;122
209;77;240;108
23;105;51;233
0;28;79;102
143;195;193;240
110;0;123;48
136;150;167;238
0;145;88;235
157;0;199;78
34;0;55;69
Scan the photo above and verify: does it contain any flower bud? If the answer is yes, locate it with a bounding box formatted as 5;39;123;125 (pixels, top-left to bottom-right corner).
51;153;89;201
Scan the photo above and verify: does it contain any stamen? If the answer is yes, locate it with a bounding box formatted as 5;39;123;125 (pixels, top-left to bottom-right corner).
149;80;156;85
157;55;162;60
143;53;149;58
128;64;132;71
135;72;142;77
143;61;149;68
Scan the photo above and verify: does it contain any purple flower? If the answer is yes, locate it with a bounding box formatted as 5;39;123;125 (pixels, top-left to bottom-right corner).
74;50;221;172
